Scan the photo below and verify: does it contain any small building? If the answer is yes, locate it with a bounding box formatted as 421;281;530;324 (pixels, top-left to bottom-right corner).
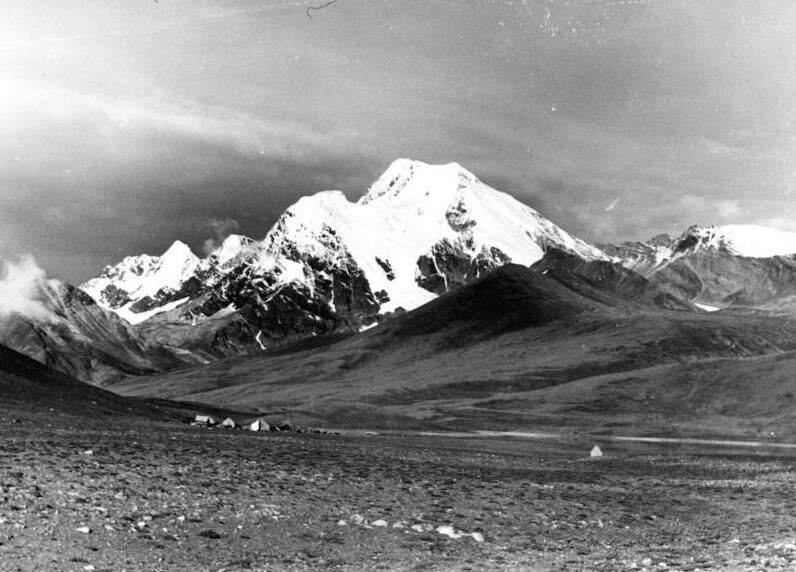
192;414;217;426
220;417;238;429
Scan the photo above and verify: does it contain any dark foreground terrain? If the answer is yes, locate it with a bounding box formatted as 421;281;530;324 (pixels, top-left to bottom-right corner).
2;410;796;571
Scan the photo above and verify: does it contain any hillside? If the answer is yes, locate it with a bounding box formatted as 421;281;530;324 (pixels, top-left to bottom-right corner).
606;225;796;311
0;343;170;418
112;257;796;436
0;279;192;385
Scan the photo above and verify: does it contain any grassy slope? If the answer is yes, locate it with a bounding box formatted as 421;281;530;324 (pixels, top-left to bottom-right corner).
0;343;171;418
113;264;796;436
0;344;257;423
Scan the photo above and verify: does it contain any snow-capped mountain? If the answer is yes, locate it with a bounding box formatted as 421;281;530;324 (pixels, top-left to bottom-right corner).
260;159;608;312
81;159;611;355
607;224;796;311
681;225;796;258
82;240;201;324
606;225;796;274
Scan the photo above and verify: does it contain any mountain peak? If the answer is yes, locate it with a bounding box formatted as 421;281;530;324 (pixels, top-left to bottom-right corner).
675;225;796;258
358;159;476;206
84;158;610;333
81;239;201;317
161;240;196;261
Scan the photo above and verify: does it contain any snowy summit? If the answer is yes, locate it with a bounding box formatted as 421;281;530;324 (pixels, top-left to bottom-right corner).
81;159;610;327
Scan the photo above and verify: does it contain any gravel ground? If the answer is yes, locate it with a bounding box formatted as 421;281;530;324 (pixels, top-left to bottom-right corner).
1;411;796;571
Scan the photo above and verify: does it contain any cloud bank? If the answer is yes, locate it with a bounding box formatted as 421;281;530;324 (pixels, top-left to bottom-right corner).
202;217;242;256
0;255;55;322
0;0;795;283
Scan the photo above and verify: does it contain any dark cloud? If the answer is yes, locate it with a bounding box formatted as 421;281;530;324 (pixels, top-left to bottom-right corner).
1;0;795;283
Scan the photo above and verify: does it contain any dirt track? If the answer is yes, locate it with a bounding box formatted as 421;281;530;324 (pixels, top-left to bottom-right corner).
2;411;796;571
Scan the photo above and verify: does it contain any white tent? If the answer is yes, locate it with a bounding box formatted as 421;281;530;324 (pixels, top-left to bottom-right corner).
221;417;238;429
590;445;603;458
247;418;271;432
192;414;217;426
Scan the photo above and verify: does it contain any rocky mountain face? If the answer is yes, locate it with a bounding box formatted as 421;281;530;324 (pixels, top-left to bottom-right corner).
10;160;794;384
0;279;191;385
80;159;612;359
530;248;693;311
606;225;796;311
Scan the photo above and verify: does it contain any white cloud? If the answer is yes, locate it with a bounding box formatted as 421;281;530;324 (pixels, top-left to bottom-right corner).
759;217;796;233
0;255;55;322
0;77;357;168
715;200;742;220
675;195;741;222
202;217;241;256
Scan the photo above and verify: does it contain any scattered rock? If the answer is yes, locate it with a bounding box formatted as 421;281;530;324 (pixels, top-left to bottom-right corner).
372;519;388;527
437;525;462;539
76;526;91;534
198;529;223;539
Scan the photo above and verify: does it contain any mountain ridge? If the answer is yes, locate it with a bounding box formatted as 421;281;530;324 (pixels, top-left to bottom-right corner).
4;158;796;384
77;159;614;361
83;163;796;333
110;248;796;435
605;225;796;311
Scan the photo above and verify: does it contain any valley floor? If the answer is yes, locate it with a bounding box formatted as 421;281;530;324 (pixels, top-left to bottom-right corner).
1;411;796;571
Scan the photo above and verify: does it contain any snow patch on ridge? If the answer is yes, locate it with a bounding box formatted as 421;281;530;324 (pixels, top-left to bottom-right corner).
694;302;721;312
692;225;796;258
115;297;190;325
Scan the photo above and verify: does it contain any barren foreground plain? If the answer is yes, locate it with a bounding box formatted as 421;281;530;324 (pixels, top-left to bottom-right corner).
2;407;796;572
7;264;796;570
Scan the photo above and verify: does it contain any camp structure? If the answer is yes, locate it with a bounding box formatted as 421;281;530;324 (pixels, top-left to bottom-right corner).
274;420;295;432
247;417;271;432
590;445;603;458
192;414;218;427
220;417;239;429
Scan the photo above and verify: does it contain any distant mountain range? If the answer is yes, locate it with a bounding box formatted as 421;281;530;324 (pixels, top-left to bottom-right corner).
110;250;796;436
604;225;796;311
78;159;610;364
4;159;796;387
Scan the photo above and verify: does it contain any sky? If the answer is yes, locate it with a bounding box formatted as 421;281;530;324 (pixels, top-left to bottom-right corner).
1;0;795;283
